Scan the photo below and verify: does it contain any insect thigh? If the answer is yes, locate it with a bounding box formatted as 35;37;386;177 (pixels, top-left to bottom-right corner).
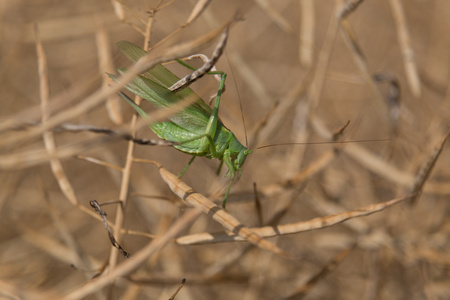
152;122;210;155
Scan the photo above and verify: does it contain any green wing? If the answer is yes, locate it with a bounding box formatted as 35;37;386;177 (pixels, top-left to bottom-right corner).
116;41;213;115
109;71;212;134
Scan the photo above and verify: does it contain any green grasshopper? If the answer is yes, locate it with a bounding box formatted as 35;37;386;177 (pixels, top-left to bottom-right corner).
109;40;251;209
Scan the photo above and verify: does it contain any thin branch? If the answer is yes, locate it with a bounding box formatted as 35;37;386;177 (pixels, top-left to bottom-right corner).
90;200;131;258
175;194;414;244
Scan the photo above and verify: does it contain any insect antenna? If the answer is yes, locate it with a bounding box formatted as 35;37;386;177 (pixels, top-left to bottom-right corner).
250;120;388;151
254;138;391;151
225;51;249;147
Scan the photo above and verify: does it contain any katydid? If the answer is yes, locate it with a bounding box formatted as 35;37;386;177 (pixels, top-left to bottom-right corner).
109;40;251;209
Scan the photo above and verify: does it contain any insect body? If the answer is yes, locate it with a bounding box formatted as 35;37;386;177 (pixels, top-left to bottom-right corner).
109;41;251;209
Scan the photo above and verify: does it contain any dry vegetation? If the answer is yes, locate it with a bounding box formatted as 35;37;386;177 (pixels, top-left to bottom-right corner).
0;0;449;299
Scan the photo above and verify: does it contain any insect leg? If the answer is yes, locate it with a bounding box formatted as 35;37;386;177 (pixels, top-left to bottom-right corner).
221;149;236;209
179;156;196;178
200;72;227;158
216;160;224;175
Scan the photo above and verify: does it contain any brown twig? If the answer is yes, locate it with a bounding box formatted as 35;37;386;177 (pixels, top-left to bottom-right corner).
175;194;414;244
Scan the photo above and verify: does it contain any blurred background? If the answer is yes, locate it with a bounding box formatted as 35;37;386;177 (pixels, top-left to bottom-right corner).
0;0;449;299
